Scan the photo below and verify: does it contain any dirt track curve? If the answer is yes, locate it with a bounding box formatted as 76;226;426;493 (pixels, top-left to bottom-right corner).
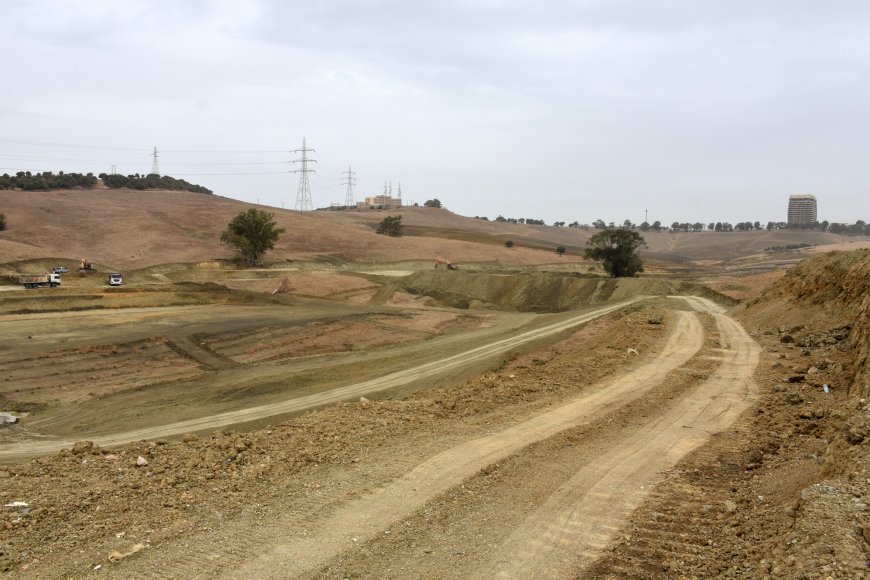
115;296;758;579
0;298;644;461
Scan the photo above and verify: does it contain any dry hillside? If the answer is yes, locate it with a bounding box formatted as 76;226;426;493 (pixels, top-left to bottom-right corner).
1;189;865;271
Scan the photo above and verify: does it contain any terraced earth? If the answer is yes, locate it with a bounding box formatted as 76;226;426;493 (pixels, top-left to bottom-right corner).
1;248;868;578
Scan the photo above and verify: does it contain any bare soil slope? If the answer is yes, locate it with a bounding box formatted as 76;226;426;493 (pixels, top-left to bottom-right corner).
743;248;870;396
1;189;863;271
589;249;870;578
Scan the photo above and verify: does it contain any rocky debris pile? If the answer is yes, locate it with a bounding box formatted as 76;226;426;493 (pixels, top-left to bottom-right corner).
747;249;870;396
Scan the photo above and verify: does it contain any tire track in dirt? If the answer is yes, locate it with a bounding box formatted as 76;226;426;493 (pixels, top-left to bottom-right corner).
484;296;759;578
0;298;644;460
216;309;703;579
164;334;241;370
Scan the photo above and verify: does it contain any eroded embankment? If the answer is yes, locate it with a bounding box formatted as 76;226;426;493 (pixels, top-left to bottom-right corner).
743;248;869;396
395;270;731;312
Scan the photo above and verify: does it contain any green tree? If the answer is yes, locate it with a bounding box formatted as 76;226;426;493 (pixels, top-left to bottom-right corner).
556;245;566;256
0;213;6;231
584;228;647;277
505;240;514;247
376;214;403;237
423;199;442;208
220;208;285;266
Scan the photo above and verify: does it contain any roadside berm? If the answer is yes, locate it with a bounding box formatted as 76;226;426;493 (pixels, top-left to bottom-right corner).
590;249;870;578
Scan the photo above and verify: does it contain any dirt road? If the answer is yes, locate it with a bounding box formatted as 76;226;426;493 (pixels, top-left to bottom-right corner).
485;297;759;577
0;298;644;461
231;309;704;578
119;296;757;579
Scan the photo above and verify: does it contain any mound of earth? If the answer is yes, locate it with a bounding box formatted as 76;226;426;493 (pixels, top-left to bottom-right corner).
397;270;662;311
590;249;870;577
744;249;869;396
397;270;733;312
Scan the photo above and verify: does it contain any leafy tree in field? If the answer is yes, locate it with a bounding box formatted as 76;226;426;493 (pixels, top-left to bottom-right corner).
639;221;650;231
584;228;647;278
220;208;285;266
0;213;6;231
505;240;514;248
423;199;442;208
376;214;403;237
556;245;566;256
592;219;606;229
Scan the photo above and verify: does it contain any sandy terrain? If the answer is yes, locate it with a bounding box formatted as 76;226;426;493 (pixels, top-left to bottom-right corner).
0;189;868;578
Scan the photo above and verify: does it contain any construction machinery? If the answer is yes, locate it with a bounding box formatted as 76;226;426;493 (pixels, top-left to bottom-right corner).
19;273;61;288
434;256;460;270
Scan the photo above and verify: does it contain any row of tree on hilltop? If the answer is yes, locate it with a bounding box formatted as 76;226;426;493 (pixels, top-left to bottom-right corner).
0;170;211;194
98;173;212;193
0;171;98;190
473;215;869;236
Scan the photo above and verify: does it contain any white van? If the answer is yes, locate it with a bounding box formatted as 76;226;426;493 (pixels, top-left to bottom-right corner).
108;273;123;286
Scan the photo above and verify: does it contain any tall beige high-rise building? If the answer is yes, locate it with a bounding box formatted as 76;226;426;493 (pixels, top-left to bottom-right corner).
787;194;817;225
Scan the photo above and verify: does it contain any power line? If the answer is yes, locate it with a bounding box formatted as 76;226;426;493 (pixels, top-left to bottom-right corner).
171;171;291;176
0;138;147;152
342;166;356;207
292;137;316;211
0;138;289;154
161;148;289;154
0;154;288;166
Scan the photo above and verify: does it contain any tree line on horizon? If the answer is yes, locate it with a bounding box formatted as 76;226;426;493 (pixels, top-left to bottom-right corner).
0;170;211;194
473;215;869;236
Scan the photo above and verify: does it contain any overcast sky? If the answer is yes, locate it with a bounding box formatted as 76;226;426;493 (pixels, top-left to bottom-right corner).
2;0;869;225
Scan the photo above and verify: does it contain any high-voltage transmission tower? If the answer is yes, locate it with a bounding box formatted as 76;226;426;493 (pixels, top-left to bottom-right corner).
293;138;317;211
397;182;403;206
150;146;160;176
342;166;356;207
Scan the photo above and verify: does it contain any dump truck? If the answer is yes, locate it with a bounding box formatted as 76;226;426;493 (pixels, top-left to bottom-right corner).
19;273;61;289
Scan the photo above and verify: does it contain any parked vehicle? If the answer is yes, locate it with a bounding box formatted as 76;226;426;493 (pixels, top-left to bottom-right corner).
53;266;70;274
19;273;62;288
108;273;123;286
